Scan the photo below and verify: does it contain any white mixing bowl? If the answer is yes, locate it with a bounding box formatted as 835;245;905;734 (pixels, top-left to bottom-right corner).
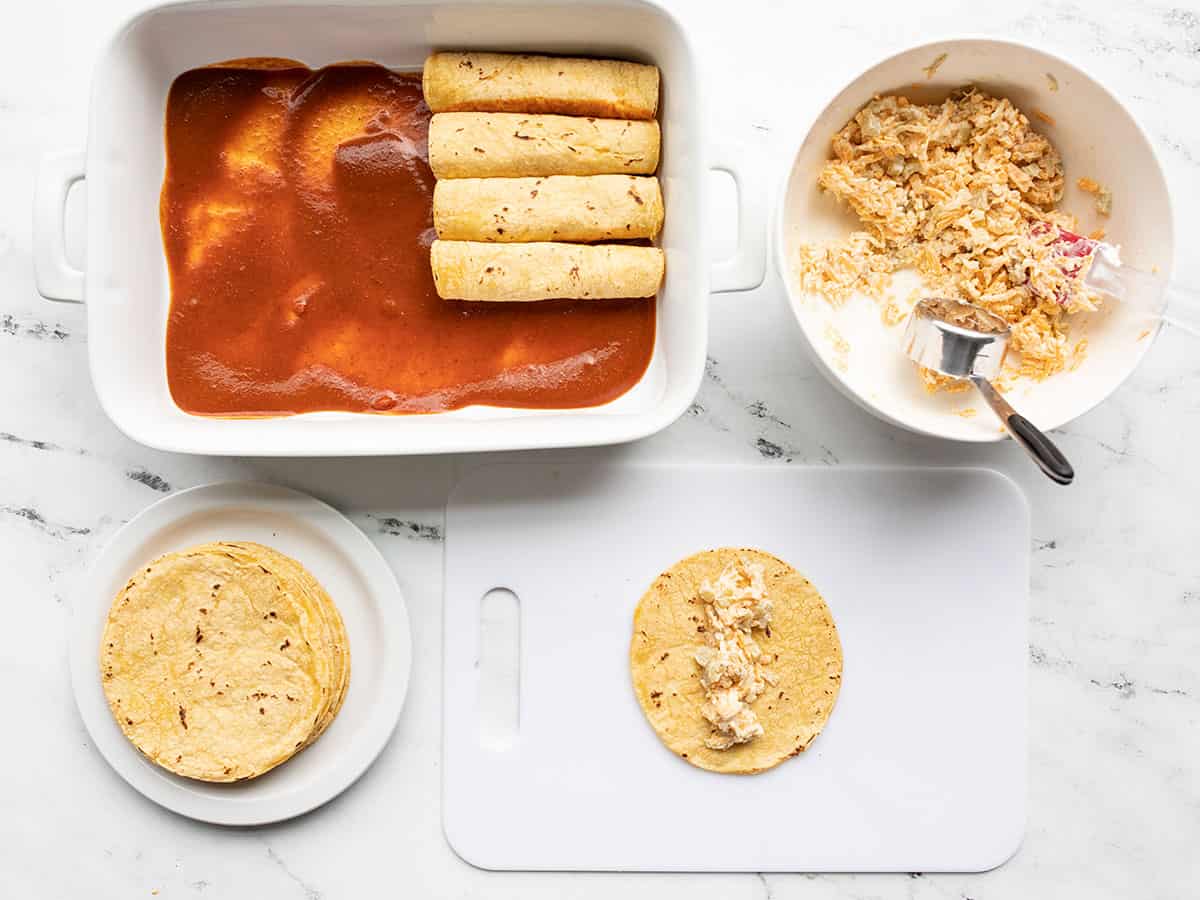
775;37;1174;442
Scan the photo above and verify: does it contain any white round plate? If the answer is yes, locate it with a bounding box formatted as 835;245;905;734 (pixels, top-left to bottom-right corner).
776;37;1174;442
70;482;412;825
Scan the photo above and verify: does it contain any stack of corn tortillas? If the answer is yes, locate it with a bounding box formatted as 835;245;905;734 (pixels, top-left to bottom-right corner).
100;541;350;782
630;547;842;775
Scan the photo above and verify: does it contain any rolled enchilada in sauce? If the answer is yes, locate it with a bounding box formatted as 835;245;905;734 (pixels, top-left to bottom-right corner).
431;240;665;301
433;175;664;243
428;112;660;178
422;52;659;120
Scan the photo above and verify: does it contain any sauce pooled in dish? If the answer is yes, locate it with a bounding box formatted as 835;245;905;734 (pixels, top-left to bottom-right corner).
160;61;655;416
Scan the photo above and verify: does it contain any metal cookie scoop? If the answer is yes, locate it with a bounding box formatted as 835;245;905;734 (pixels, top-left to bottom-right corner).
903;298;1075;485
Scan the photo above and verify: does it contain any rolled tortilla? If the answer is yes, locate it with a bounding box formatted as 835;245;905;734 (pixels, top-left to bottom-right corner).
423;52;659;120
428;112;659;178
433;175;664;243
431;240;664;301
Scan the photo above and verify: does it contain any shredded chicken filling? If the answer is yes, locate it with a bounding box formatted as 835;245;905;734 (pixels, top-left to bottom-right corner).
794;88;1102;386
693;560;776;750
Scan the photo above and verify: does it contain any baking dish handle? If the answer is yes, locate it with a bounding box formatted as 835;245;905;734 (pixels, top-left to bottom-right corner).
709;141;767;294
33;150;86;304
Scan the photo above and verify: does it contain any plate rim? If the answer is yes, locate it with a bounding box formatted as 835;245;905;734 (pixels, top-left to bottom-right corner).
69;480;412;826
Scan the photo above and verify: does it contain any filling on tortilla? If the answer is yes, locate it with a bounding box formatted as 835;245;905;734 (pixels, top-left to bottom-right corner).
694;560;778;749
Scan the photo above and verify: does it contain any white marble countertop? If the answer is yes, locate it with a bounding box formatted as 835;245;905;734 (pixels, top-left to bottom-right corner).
2;0;1198;896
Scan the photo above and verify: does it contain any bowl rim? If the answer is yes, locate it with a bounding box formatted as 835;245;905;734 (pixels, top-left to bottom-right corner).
772;33;1177;444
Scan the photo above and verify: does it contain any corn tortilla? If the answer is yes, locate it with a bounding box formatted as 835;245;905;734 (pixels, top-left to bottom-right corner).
198;542;351;746
630;548;842;774
433;175;664;243
100;542;349;781
431;240;664;301
427;112;660;179
422;52;660;120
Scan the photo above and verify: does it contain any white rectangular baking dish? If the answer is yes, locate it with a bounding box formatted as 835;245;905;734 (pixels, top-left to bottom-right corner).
33;0;765;456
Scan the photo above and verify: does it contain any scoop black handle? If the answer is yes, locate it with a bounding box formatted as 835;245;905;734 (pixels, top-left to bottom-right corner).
971;376;1075;485
1006;413;1075;485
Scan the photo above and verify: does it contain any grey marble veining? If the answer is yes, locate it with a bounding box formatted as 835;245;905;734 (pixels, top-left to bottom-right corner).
1;0;1198;897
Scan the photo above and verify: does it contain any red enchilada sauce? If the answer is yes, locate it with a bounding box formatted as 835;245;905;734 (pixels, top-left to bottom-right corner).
160;62;656;415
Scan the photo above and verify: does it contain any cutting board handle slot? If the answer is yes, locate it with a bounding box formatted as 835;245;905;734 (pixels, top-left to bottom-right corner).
478;587;521;750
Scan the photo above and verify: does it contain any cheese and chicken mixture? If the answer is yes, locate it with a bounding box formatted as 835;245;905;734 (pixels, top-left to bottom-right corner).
1077;176;1113;217
794;88;1103;389
919;297;1007;334
693;560;777;750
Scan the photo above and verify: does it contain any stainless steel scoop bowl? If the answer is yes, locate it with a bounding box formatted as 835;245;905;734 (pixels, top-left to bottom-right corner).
903;298;1075;485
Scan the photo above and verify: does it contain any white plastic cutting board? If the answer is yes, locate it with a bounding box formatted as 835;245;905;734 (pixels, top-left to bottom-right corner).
444;464;1028;872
